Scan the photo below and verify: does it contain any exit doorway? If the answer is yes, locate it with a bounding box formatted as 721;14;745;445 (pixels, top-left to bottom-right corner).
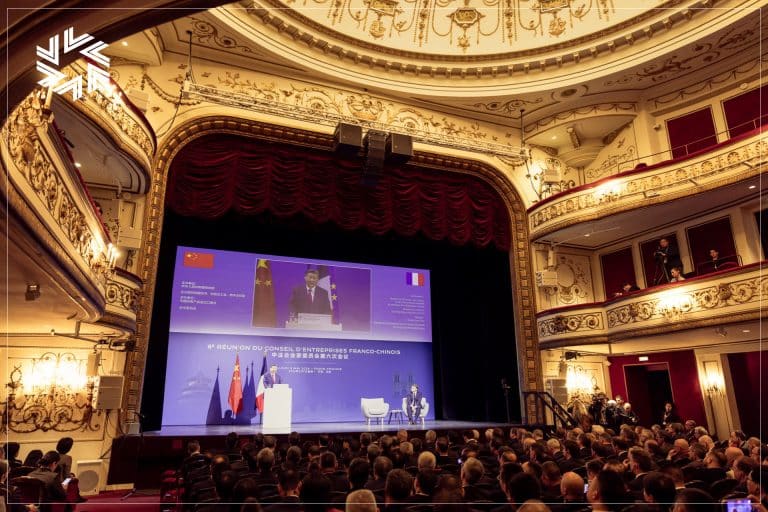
624;363;674;426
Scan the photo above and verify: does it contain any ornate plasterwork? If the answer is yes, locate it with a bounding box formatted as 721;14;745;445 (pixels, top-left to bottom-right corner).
1;93;111;280
60;64;155;171
251;0;678;55
123;115;542;421
583;125;637;181
537;265;768;345
528;132;767;239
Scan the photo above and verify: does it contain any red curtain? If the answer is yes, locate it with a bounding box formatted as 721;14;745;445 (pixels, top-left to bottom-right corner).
166;134;511;250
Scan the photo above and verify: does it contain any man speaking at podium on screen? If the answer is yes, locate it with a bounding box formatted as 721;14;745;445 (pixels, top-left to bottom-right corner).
263;364;282;388
289;267;332;316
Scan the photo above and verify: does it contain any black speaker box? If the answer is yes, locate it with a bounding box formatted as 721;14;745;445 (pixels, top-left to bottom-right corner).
387;133;413;164
333;123;362;154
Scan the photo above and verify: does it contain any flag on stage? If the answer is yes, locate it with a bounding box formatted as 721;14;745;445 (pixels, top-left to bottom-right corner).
252;259;277;327
317;265;341;325
205;367;223;425
406;272;425;286
183;251;215;269
255;353;268;413
241;362;257;420
227;354;243;416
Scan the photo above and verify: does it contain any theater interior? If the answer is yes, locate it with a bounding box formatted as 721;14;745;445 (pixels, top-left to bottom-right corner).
1;0;766;498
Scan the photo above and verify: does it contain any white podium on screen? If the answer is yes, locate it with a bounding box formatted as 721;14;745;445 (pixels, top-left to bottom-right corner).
285;313;342;331
263;384;292;432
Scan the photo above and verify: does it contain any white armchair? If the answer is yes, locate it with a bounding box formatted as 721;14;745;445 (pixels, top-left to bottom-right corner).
402;396;429;426
361;398;390;425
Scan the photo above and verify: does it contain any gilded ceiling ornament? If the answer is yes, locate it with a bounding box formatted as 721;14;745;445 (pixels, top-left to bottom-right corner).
191;18;256;55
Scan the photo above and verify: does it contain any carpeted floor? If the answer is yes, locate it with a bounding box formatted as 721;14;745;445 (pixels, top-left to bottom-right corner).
74;490;161;511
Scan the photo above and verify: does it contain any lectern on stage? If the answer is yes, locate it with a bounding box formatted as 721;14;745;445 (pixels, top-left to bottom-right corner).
263;384;292;432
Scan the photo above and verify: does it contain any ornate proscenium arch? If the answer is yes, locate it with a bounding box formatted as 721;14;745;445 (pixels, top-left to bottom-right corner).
124;117;541;421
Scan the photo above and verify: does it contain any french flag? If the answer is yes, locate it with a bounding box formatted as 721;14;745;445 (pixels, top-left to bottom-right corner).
406;272;425;286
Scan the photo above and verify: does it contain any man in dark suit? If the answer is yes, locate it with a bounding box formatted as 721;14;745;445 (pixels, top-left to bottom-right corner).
288;268;332;316
405;384;423;424
263;365;282;388
653;238;682;284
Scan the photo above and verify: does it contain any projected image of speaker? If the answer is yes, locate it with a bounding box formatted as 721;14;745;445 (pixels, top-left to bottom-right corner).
386;133;413;165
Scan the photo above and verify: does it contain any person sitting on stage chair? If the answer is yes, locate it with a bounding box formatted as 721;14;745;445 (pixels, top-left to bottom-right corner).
405;384;423;425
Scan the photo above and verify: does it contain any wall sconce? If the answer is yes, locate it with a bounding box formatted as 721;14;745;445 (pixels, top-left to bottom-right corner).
89;240;119;277
703;367;725;396
25;283;41;301
656;292;694;321
1;353;100;433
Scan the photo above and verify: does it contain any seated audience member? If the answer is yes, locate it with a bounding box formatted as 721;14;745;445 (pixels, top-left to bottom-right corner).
615;282;640;297
642;472;676;512
27;451;68;504
320;452;349;493
669;267;685;282
587;470;631;512
673;488;717;512
660;466;686;494
701;249;725;274
627;447;654;496
413;469;438;502
365;456;392;493
540;461;563;502
384;469;412;511
300;473;333;512
4;444;22;469
549;471;589;512
459;457;486;501
346;489;377;512
732;455;758;494
692;449;727;486
417;451;436;472
746;467;768;508
348;458;371;492
22;451;43;469
505;472;541;509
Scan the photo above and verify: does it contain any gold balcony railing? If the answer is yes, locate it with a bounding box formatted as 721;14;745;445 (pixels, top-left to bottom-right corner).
536;262;766;346
527;129;767;240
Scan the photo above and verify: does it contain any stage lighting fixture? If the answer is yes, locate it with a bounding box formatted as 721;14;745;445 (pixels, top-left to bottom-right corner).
25;283;41;301
564;351;579;360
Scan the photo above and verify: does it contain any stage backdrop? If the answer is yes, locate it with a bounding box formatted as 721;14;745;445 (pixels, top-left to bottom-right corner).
161;246;434;425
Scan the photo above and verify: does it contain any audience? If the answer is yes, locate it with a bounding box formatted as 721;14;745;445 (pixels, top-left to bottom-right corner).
3;413;765;512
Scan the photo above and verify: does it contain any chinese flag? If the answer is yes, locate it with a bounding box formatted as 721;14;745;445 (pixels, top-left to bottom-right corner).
227;354;243;416
183;251;214;269
252;259;277;327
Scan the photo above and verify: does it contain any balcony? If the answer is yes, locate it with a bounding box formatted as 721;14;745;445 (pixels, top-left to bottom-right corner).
527;128;766;242
536;262;766;347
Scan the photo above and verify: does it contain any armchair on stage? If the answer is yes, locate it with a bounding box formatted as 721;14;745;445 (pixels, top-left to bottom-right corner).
402;396;429;426
361;398;390;425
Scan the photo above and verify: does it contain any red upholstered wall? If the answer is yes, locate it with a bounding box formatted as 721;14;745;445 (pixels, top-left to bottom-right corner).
601;247;636;298
608;349;707;426
723;85;768;138
667;107;718;158
686;216;737;275
727;351;768;439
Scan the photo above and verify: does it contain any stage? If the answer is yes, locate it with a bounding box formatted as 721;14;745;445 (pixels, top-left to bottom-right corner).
143;419;513;437
109;419;526;489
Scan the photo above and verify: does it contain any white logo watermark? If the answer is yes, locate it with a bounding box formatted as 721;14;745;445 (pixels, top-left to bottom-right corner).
36;27;111;101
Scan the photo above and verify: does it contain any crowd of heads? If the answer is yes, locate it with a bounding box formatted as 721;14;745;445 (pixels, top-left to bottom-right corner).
158;419;767;512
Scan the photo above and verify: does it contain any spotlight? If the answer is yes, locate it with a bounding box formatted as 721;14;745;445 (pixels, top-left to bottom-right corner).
564;351;579;360
25;283;41;301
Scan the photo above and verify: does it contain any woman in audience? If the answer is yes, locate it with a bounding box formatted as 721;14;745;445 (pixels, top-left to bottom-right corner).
673;488;717;512
21;450;42;468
